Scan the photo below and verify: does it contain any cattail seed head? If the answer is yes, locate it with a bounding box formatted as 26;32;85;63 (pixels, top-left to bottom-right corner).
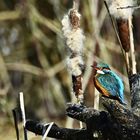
107;0;135;19
62;9;85;76
117;19;130;52
106;0;136;52
62;7;85;103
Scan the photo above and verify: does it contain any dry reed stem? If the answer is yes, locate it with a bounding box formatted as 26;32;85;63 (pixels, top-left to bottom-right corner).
0;53;12;95
6;61;65;78
42;122;54;140
125;52;131;74
0;10;21;21
19;92;28;140
29;3;61;36
129;16;137;74
83;0;107;110
89;0;99;110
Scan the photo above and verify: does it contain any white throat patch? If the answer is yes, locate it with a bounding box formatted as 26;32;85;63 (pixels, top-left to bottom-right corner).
97;70;105;75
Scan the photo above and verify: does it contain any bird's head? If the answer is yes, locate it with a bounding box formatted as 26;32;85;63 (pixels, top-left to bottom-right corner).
91;63;111;75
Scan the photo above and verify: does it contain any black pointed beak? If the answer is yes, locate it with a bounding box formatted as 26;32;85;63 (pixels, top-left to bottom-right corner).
91;65;99;70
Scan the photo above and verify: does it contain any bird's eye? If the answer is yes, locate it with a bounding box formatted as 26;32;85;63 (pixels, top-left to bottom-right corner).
102;67;107;69
102;67;110;70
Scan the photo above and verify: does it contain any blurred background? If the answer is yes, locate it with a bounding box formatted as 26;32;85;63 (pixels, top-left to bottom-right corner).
0;0;140;139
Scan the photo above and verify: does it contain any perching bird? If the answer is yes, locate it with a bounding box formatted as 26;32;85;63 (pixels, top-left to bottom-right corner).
93;63;126;105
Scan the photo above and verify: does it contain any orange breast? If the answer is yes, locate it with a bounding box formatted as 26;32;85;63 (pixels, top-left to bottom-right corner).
94;78;110;97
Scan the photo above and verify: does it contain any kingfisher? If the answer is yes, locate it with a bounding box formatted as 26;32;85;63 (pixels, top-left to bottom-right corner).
93;63;126;105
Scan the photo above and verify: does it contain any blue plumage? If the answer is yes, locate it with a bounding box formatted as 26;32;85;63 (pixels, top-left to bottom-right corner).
94;63;126;105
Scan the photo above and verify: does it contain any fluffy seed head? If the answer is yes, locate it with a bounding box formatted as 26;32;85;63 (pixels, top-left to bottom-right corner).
107;0;136;19
62;12;85;54
62;9;85;76
66;56;83;76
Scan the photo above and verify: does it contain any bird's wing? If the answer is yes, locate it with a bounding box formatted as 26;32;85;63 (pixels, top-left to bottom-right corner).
97;73;123;98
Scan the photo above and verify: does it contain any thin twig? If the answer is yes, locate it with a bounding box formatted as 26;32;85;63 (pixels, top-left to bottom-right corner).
117;5;140;10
